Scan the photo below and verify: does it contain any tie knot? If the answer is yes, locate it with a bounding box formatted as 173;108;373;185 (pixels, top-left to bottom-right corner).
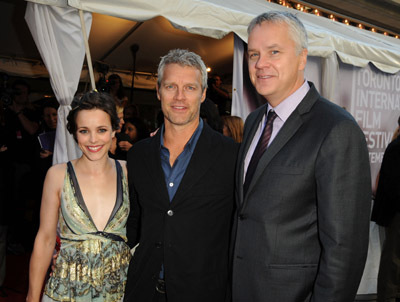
266;110;277;124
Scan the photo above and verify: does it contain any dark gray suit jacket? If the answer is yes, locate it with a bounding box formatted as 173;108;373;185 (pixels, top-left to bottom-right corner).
232;83;371;302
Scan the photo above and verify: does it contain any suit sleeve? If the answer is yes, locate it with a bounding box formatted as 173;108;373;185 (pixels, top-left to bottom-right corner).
312;119;371;301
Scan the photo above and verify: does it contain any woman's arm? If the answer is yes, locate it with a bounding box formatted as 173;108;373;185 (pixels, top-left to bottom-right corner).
26;164;64;302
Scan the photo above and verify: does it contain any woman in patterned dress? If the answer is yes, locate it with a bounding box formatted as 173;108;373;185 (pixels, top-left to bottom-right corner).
27;91;131;302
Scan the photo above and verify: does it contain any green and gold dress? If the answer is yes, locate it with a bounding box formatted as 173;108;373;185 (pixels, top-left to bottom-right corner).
43;161;131;302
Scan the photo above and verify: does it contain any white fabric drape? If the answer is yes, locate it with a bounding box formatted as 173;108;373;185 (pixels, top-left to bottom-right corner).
231;34;247;119
321;53;339;105
25;3;92;164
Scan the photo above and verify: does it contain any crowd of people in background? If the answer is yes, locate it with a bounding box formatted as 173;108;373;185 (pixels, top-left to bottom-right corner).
1;79;41;297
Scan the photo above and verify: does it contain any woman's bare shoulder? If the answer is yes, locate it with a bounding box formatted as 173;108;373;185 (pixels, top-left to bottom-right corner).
45;162;68;184
48;162;67;174
41;162;68;203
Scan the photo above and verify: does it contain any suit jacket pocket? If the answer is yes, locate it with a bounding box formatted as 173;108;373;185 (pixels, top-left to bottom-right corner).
259;264;317;302
266;263;318;288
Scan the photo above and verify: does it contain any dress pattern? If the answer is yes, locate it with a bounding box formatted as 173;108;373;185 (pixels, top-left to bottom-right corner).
43;161;131;302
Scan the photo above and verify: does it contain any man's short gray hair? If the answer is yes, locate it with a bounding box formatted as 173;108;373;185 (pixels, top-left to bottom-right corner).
248;11;308;54
157;49;208;91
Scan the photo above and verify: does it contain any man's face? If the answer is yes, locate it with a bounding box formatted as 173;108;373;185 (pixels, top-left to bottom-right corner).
214;76;222;87
157;63;206;128
43;107;58;130
13;84;29;104
247;21;307;106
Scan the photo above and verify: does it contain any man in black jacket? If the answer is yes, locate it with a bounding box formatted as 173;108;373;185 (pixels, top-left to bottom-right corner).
124;49;238;302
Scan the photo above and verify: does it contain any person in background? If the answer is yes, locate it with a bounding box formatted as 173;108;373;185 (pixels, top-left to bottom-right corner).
123;104;139;120
221;115;244;143
6;79;39;136
109;106;128;160
108;73;128;111
118;117;149;153
4;79;39;254
206;74;231;116
0;98;9;297
200;98;223;133
27;91;131;302
29;98;59;248
231;11;371;302
37;98;58;165
373;116;400;196
371;116;400;302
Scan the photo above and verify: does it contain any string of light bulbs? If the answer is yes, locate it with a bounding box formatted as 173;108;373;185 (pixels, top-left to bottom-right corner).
266;0;399;39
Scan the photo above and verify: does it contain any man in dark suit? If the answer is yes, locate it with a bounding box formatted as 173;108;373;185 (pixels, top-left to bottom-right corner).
231;11;372;301
124;49;238;302
371;132;400;302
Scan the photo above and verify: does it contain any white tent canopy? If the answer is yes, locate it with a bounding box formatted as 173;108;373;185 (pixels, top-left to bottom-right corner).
28;0;400;74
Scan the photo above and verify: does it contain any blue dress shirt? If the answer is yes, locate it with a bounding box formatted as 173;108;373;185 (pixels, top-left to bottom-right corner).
160;119;204;202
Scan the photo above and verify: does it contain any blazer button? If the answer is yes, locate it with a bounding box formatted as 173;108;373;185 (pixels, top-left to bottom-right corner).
239;214;246;220
155;242;163;248
167;210;174;216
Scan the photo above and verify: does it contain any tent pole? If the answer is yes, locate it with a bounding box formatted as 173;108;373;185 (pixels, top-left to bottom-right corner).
79;10;96;91
100;22;143;61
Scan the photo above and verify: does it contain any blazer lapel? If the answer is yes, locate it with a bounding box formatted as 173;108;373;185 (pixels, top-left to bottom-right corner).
171;124;219;205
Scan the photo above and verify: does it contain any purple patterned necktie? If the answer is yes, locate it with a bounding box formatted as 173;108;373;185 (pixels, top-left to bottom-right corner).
243;109;278;197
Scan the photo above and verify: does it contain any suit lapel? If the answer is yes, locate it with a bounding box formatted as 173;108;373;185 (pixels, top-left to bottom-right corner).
241;83;320;209
243;112;303;204
171;124;218;205
236;105;267;205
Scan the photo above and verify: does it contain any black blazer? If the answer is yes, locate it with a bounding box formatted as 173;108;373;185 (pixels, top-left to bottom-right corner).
371;136;400;226
124;123;238;302
232;83;371;302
